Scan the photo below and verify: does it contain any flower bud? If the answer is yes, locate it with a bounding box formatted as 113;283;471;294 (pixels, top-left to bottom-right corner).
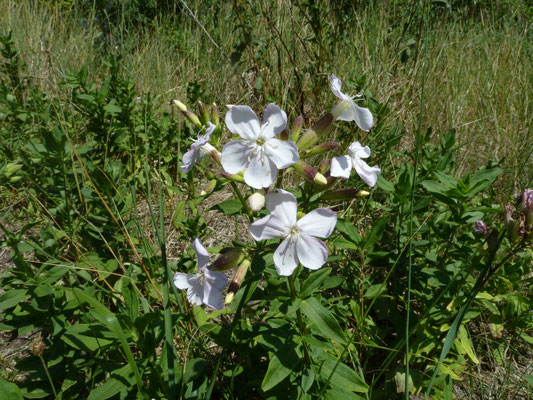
173;100;202;128
290;115;304;143
317;158;330;174
210;103;219;126
225;259;251;305
221;171;245;183
279;128;290;141
517;189;533;227
200;179;217;196
473;220;489;237
248;191;265;212
292;161;327;185
297;113;334;150
321;189;370;201
198;101;210;125
504;203;517;240
300;142;340;159
209;247;247;272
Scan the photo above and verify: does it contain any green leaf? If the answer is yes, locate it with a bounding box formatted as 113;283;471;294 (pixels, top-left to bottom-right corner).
319;360;368;392
324;388;365;400
0;289;28;310
363;216;388;250
0;377;23;400
62;288;147;399
210;199;243;215
335;219;363;246
300;268;332;298
261;344;301;391
87;364;134;400
104;101;122;114
301;297;346;345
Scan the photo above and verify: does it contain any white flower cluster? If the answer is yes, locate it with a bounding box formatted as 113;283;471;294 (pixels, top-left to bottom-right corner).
174;75;381;309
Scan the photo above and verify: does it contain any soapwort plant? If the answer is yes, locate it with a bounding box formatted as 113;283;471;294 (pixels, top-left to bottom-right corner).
0;53;531;400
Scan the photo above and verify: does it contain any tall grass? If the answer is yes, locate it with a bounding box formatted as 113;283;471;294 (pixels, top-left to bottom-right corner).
1;0;531;190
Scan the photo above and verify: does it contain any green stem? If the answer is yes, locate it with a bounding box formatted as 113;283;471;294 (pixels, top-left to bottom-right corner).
288;276;311;365
39;355;57;398
229;181;253;221
205;277;253;399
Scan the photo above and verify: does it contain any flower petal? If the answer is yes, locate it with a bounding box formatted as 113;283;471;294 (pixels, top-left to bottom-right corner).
273;237;299;276
354;159;381;187
173;272;194;289
203;283;224;310
265;189;297;227
261;103;287;138
225;105;261;140
244;153;277;189
264;139;299;169
192;238;210;270
181;148;201;173
297;208;337;238
249;214;286;241
330;155;352;178
349;141;371;159
330;74;350;101
205;270;229;290
338;103;374;132
221;140;251;174
296;234;329;270
186;281;204;306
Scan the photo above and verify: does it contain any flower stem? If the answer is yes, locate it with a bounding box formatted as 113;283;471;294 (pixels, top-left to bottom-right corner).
288;275;311;365
39;355;57;398
229;181;253;221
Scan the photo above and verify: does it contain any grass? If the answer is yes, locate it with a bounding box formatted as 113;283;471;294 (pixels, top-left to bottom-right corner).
1;0;531;197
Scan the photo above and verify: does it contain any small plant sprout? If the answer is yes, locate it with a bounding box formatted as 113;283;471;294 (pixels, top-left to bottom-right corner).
330;141;381;187
329;74;374;131
221;104;299;189
181;122;220;173
173;238;229;310
249;189;337;276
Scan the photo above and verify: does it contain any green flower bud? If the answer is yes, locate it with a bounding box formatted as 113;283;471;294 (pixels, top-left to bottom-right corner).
200;179;217;196
290;115;304;143
300;142;340;159
209;247;247;272
173;100;202;128
225;259;251;305
297;113;333;150
210;103;219;126
321;189;370;201
198;101;210;125
292;160;327;185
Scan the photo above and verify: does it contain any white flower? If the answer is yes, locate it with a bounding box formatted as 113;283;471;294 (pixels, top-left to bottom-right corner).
330;141;381;187
330;74;374;132
221;104;299;189
181;122;218;173
249;189;337;276
173;238;229;310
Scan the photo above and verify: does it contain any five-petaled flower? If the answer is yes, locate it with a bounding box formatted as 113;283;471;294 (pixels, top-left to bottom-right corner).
249;189;337;276
331;141;381;187
330;74;374;132
221;104;299;189
173;238;229;310
181;122;219;173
